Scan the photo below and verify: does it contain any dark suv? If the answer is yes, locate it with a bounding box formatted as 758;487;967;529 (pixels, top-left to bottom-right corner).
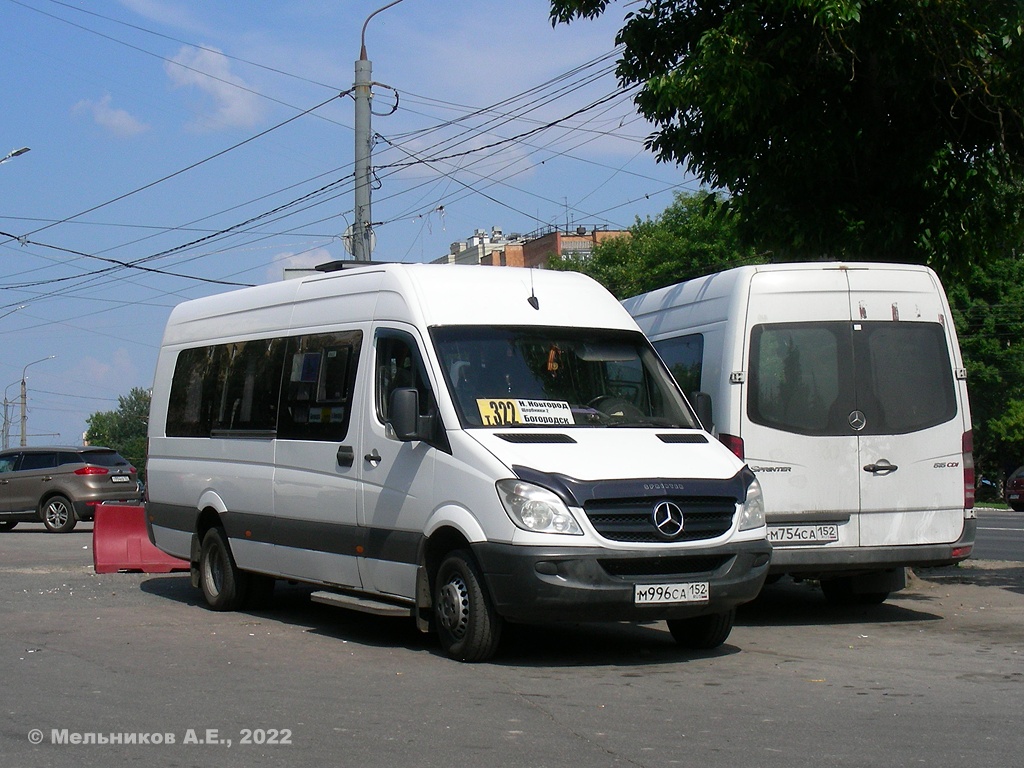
0;446;142;533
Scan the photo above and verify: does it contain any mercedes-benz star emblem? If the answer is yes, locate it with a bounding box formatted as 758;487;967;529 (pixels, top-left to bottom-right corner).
849;410;867;431
652;500;685;538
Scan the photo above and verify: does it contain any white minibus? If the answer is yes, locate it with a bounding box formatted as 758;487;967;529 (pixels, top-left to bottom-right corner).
624;262;975;604
146;263;770;660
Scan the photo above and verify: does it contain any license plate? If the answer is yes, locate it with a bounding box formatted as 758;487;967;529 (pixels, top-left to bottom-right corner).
110;475;130;483
767;524;840;544
1010;493;1020;501
634;582;709;605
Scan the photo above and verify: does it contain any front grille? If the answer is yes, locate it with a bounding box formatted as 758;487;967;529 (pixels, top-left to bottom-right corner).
600;555;731;578
584;497;736;543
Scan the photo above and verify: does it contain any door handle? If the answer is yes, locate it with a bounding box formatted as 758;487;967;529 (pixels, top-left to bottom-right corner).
863;459;898;475
364;449;382;467
336;446;354;467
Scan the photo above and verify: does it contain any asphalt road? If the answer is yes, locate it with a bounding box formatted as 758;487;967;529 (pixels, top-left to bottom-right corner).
974;507;1024;561
1;522;1022;768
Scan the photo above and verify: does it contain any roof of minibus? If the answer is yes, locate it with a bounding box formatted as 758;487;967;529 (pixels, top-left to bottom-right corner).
162;263;638;345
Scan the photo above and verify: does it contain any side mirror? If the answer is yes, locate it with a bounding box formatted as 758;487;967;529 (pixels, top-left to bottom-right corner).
389;387;428;441
690;391;714;433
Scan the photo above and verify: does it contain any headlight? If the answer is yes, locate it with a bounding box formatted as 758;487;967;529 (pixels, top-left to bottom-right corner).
496;479;582;535
738;476;765;531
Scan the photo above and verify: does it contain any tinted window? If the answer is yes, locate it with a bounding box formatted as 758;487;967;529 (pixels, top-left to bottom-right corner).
0;454;18;473
748;321;956;436
653;334;704;397
278;332;361;441
19;452;58;470
166;332;360;440
214;339;286;433
78;450;129;468
166;346;227;437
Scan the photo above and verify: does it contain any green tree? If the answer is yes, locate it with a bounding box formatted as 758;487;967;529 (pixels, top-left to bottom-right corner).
947;254;1024;485
551;1;1024;274
549;190;765;298
85;388;150;479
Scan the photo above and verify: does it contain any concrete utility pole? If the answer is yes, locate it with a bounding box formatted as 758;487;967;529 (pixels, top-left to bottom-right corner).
353;0;407;261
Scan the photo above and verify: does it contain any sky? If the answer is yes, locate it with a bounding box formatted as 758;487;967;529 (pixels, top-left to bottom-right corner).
1;0;698;448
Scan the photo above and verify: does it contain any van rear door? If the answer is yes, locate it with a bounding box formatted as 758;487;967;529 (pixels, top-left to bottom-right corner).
743;268;862;547
844;268;966;546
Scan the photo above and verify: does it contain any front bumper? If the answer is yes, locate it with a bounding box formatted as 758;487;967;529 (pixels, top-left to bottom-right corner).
472;539;771;624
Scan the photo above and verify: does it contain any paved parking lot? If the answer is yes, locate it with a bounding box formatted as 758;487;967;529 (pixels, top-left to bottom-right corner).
2;522;1022;768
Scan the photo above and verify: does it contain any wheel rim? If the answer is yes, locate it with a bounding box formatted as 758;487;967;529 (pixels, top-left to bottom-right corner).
437;575;470;640
204;547;224;598
45;500;69;529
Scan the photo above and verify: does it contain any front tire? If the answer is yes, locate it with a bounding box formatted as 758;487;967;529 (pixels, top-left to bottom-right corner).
667;609;735;650
199;527;249;611
41;495;77;533
434;550;502;662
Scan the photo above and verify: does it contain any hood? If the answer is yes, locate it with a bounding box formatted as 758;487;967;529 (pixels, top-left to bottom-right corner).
468;428;744;483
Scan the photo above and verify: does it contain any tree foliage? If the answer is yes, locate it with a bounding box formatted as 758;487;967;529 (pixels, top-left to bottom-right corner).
947;254;1024;482
549;190;765;298
551;1;1024;274
85;387;150;477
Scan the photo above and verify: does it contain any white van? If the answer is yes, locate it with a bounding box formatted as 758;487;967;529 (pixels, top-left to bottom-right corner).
624;262;976;604
146;263;770;661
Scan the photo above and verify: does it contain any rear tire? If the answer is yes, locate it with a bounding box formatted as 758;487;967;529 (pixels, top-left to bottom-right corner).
667;609;735;650
199;527;249;611
434;550;502;662
41;495;77;533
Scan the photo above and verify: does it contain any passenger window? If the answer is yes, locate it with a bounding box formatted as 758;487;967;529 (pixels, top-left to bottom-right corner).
653;334;704;397
19;452;58;471
278;331;362;441
167;346;228;437
749;325;842;434
215;339;286;433
0;456;17;473
375;332;431;422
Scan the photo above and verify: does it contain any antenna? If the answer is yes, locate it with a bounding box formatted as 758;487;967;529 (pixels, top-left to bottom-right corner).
527;268;540;310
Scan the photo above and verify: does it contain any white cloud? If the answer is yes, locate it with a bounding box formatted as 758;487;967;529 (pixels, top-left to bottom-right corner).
73;94;150;137
165;46;266;132
118;0;209;35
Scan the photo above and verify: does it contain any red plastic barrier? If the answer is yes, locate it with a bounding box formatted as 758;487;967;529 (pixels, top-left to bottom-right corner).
92;504;189;574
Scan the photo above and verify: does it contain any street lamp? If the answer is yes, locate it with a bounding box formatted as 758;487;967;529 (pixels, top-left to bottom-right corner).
20;355;55;447
0;147;30;165
1;305;26;322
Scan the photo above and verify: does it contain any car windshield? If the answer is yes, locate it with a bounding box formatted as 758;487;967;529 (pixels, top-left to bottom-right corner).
431;325;698;429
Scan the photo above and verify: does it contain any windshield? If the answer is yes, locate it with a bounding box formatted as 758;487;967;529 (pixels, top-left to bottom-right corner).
432;326;699;429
